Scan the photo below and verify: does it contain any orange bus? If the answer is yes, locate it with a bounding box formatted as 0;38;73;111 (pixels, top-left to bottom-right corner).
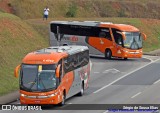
14;45;90;105
50;21;147;59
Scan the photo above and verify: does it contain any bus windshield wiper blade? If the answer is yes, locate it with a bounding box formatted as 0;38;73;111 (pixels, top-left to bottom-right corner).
39;78;47;90
28;78;37;90
130;38;139;49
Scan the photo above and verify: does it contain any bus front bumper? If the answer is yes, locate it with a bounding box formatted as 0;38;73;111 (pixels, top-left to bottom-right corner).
20;90;62;105
20;95;60;105
122;49;143;58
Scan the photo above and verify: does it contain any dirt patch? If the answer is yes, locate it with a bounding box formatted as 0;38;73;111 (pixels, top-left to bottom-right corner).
111;2;121;10
140;18;160;25
0;19;34;38
0;0;14;13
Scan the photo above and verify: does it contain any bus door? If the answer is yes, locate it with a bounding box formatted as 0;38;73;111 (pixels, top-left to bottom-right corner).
57;59;70;97
111;28;123;57
63;57;75;98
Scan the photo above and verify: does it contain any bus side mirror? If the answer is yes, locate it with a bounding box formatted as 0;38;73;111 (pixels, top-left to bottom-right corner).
56;65;61;78
14;65;21;78
141;33;147;40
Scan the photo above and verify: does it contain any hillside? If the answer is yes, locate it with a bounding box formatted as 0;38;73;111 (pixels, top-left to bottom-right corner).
0;12;49;96
27;17;160;52
0;0;160;96
9;0;160;19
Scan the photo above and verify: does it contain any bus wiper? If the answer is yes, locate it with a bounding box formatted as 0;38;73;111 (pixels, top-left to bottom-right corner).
28;78;37;91
133;38;140;49
39;77;47;90
130;38;139;49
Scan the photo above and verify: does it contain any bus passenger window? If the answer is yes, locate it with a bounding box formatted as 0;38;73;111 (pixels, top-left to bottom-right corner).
99;31;112;41
99;32;106;38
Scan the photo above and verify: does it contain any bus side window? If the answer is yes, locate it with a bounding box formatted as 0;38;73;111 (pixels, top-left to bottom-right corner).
112;28;123;46
63;50;89;74
106;31;112;41
99;29;112;41
99;31;106;38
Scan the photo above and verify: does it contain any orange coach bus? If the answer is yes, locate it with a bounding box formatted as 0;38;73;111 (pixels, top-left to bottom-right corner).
50;21;147;59
14;45;90;105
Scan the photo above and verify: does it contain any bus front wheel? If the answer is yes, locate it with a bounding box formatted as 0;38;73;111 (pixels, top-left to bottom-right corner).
59;91;66;106
77;82;84;96
105;49;112;59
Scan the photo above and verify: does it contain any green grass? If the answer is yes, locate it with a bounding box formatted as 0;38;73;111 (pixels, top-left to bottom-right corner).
10;0;160;19
0;12;49;96
26;17;160;52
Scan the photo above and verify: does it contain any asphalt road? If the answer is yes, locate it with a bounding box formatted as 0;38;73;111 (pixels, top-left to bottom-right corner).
1;55;160;113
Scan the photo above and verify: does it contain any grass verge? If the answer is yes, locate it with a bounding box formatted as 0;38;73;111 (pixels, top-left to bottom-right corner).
0;12;49;96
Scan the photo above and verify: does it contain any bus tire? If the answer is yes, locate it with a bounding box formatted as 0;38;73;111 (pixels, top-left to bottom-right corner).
59;91;66;106
105;49;112;59
124;57;128;60
77;82;84;96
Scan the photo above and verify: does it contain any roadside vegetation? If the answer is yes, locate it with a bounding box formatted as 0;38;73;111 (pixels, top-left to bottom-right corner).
0;12;49;96
0;0;160;96
10;0;160;19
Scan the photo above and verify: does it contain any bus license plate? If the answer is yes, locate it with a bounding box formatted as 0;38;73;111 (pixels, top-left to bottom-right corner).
35;100;41;103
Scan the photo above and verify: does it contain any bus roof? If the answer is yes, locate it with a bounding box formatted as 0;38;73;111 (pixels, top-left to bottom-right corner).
50;21;139;32
100;24;139;32
22;45;88;64
50;21;101;26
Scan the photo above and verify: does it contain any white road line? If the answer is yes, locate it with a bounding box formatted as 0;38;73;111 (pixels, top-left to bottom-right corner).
103;68;120;74
103;110;109;113
154;79;160;84
90;61;93;71
67;103;72;104
93;58;160;94
142;56;154;62
131;92;141;98
94;72;100;73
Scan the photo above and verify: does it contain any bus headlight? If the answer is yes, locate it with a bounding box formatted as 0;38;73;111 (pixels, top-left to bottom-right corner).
48;93;57;97
125;50;128;53
123;50;128;53
21;94;27;97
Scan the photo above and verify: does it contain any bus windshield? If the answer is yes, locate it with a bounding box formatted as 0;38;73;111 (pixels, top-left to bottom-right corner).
123;32;142;49
20;64;56;92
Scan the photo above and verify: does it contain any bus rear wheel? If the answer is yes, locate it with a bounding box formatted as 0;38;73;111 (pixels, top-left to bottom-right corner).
105;49;112;59
124;57;128;60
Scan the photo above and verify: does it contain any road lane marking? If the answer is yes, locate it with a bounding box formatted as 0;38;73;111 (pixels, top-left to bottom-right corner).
142;56;154;62
103;68;120;74
131;92;141;98
103;110;109;113
67;103;72;104
93;58;160;94
90;61;93;71
94;72;100;73
154;79;160;84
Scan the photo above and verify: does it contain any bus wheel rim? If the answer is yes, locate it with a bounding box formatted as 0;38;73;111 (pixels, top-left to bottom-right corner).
107;51;110;57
